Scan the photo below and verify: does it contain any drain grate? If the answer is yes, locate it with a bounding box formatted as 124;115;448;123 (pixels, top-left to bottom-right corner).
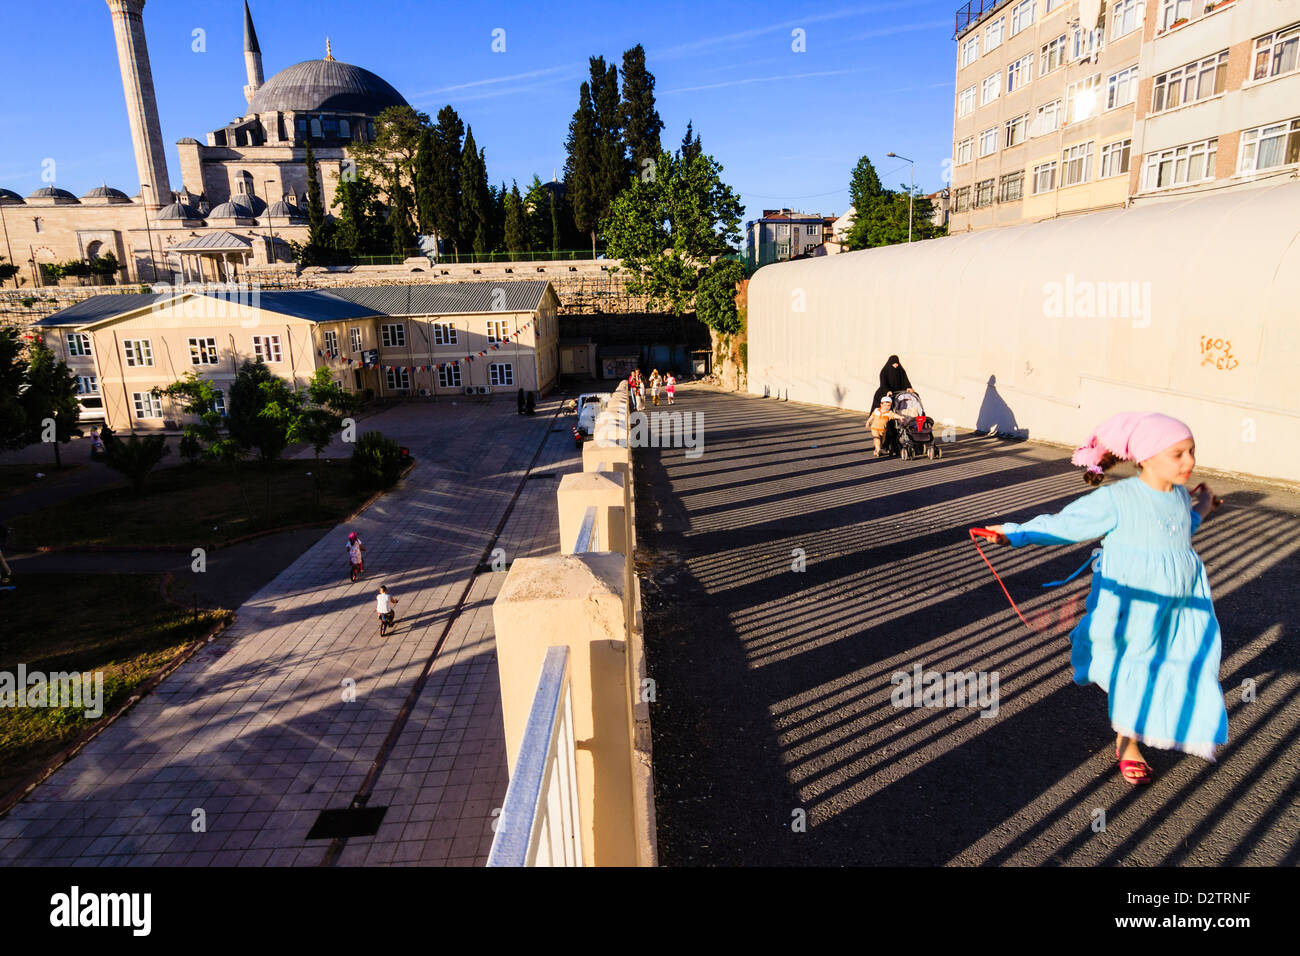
306;806;388;840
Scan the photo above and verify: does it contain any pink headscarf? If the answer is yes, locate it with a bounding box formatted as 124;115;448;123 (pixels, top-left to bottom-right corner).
1072;412;1193;475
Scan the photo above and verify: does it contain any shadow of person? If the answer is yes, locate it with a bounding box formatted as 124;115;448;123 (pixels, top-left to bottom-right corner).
976;375;1029;439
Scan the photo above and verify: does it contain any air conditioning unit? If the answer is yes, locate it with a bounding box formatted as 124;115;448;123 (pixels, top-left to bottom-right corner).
464;386;475;396
418;388;430;397
476;385;490;395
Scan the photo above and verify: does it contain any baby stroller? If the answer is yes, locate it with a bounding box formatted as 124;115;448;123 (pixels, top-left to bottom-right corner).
883;389;942;461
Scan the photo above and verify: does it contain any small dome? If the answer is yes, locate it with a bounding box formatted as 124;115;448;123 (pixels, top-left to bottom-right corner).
207;200;255;219
82;184;131;202
248;57;408;115
155;200;202;220
267;200;305;219
0;188;24;205
27;186;79;203
231;193;267;215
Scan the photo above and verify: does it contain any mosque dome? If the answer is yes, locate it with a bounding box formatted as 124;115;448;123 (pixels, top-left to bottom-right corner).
27;186;79;203
207;200;253;219
248;57;408;115
82;184;131;202
267;200;305;219
0;188;24;205
155;200;202;220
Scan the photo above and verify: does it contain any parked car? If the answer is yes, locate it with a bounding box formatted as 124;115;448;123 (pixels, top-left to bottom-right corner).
77;395;106;424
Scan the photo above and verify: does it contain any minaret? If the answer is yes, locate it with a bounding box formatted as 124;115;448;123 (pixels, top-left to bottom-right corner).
242;1;264;108
106;0;171;207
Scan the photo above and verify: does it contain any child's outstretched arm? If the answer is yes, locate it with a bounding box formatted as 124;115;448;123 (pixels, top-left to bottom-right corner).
989;484;1118;547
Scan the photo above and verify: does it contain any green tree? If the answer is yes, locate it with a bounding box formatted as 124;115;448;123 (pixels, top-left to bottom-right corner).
550;190;561;255
90;250;119;282
428;106;465;255
0;328;28;450
620;44;664;180
592;57;629;204
332;175;386;256
388;185;416;257
287;367;357;509
0;255;19;287
304;141;330;254
504;181;527;253
679;120;702;164
522;175;551;251
694;258;747;335
20;339;81;469
227;359;291;464
153;372;230;463
351;105;429;197
458;127;491;257
99;424;170;494
415;127;437;236
564;79;599;254
601;148;744;317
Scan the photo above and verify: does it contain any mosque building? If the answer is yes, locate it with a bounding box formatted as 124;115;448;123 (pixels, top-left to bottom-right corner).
0;1;410;286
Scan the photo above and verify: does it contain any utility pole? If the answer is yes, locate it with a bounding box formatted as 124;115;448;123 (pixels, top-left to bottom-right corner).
888;152;915;243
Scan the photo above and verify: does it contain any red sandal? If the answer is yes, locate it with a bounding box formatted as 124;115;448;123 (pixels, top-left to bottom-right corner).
1116;745;1153;785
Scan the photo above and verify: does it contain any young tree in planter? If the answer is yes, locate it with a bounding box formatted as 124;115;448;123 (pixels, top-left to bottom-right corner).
286;367;358;510
20;338;82;469
153;372;227;464
99;424;170;494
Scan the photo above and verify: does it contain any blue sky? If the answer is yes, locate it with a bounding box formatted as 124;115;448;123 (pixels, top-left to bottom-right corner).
0;0;959;234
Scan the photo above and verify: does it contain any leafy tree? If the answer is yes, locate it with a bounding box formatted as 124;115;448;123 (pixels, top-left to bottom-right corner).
694;258;747;335
99;424;169;494
428;106;465;254
20;339;81;469
388;185;416;256
504;181;527;253
153;372;230;463
415;127;437;236
227;359;291;464
601;148;744;317
351;431;402;489
620;44;664;179
332;175;387;256
90;251;119;282
351;105;429;199
0;255;18;286
522;175;552;251
679;120;702;164
0;327;28;450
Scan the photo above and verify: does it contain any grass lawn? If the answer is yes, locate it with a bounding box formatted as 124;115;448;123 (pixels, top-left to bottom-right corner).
0;573;229;802
0;463;85;499
11;457;375;548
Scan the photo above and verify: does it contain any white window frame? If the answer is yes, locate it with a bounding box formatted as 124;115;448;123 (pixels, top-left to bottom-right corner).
1065;74;1102;124
252;334;283;363
1032;161;1058;194
380;323;406;348
132;391;163;419
385;366;410;390
432;321;458;346
958;85;977;117
1107;66;1139;110
1152;51;1228;114
1250;24;1300;84
1007;53;1034;93
67;333;92;356
1040;35;1067;76
486;319;508;345
1044;0;1065;12
979;127;999;157
961;35;980;68
999;170;1025;203
1143;137;1218;191
956;137;974;165
488;362;514;387
349;327;362;353
438;364;462;388
1111;0;1143;40
1010;0;1035;37
1100;139;1132;178
189;336;219;366
1071;26;1105;62
1238;118;1300;175
981;72;1001;106
984;18;1004;53
212;390;227;417
1005;114;1029;148
1060;141;1095;187
1033;99;1064;136
76;374;98;395
323;330;338;354
1159;0;1194;32
805;224;818;236
123;339;153;368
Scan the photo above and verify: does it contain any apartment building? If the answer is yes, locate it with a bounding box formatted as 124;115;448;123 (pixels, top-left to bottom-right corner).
950;0;1147;231
746;210;830;269
1129;0;1300;204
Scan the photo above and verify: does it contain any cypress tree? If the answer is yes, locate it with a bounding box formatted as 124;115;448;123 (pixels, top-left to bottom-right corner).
563;80;599;254
305;141;327;248
415;127;437;236
620;44;664;179
592;58;628;240
459;127;491;258
431;106;465;255
550;190;560;255
504;181;527;253
680;120;702;164
388;186;415;257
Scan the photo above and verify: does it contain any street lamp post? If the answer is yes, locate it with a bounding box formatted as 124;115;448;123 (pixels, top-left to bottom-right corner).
0;200;16;288
264;179;278;271
141;182;159;283
887;152;915;243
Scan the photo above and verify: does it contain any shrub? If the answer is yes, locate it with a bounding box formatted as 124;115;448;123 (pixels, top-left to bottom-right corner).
350;430;402;489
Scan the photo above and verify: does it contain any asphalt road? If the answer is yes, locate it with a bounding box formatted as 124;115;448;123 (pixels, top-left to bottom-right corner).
636;386;1300;866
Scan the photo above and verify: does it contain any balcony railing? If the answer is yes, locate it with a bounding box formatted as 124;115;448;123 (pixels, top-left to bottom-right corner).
955;0;1005;38
486;646;583;867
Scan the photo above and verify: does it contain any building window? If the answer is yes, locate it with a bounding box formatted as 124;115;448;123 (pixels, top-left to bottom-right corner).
212;390;227;417
806;224;818;236
1040;36;1067;76
984;18;1004;53
438;364;462;388
323;330;338;354
1251;24;1300;82
189;336;219;365
132;392;163;419
123;339;153;367
979;127;998;157
1044;0;1065;11
339;119;351;140
349;327;362;352
953;186;971;213
76;375;98;394
486;319;508;344
981;72;1001;106
1111;0;1143;39
432;321;458;345
1007;53;1034;93
1107;66;1139;110
1033;99;1064;136
999;171;1025;203
67;333;92;356
974;179;995;208
1010;0;1035;37
489;363;514;387
1066;74;1102;124
1238;118;1300;174
1153;51;1228;113
252;335;283;363
385;366;410;390
961;35;979;68
380;323;406;347
1061;142;1095;187
956;138;974;165
1071;26;1105;62
1100;139;1132;178
1160;0;1194;32
1033;161;1058;194
958;85;977;117
1143;137;1218;190
310;116;322;138
1005;114;1028;148
33;218;42;233
236;170;253;196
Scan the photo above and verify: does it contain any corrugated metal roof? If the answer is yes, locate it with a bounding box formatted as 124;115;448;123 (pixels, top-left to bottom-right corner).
327;281;550;315
32;293;173;326
208;289;381;322
168;231;253;252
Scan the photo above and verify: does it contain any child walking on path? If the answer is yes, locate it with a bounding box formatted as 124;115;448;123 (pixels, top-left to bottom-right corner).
665;373;676;405
985;412;1227;784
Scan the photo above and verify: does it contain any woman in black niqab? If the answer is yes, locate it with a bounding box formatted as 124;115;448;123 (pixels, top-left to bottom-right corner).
871;355;911;409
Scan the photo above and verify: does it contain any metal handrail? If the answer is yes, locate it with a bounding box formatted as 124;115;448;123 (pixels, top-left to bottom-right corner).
487;646;582;867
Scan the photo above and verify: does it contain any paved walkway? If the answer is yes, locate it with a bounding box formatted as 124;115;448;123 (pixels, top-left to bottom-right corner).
639;386;1300;866
0;393;583;866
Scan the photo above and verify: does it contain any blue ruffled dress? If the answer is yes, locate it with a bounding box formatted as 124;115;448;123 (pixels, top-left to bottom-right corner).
1001;476;1229;760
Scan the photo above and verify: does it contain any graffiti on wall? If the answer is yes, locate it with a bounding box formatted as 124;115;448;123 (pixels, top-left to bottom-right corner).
1200;336;1238;371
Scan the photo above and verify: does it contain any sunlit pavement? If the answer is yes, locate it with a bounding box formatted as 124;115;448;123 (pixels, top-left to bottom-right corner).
638;385;1300;866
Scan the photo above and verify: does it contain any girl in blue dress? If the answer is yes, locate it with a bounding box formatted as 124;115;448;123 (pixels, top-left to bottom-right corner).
986;412;1227;784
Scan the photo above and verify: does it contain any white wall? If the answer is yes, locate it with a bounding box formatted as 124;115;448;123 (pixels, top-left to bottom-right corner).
747;180;1300;483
